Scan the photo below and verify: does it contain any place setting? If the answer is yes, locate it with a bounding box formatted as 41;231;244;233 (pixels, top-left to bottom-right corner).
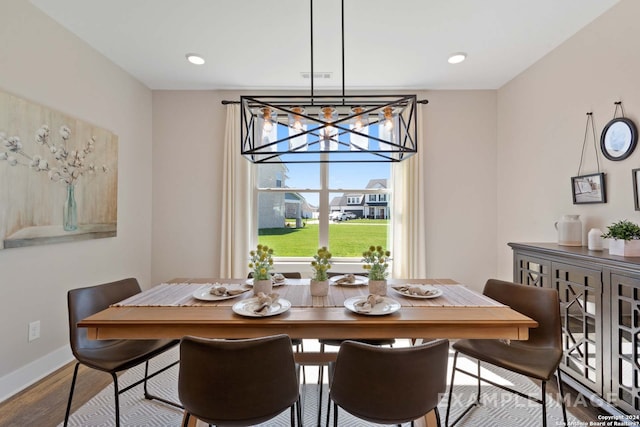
390;284;443;299
232;292;292;317
343;294;401;315
192;283;252;301
330;273;368;286
245;272;289;287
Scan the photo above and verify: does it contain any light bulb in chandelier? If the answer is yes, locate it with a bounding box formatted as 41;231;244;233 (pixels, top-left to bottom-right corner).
288;107;307;151
378;106;398;150
258;106;277;150
350;106;369;150
319;106;338;151
383;107;394;130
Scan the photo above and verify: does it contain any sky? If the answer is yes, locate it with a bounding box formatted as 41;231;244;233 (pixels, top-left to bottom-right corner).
274;123;391;206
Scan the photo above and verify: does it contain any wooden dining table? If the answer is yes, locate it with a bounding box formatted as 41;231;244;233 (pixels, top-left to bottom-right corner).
78;277;537;427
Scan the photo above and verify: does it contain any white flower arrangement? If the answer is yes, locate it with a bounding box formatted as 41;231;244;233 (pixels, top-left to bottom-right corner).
0;124;108;185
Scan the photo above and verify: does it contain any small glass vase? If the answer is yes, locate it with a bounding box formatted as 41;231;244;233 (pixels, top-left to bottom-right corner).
253;279;273;296
63;183;78;231
310;279;329;297
368;279;387;296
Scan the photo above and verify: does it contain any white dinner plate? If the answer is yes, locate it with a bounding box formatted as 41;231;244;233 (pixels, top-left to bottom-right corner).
232;297;291;317
192;285;250;301
245;278;287;287
343;296;401;316
390;285;443;299
330;275;368;286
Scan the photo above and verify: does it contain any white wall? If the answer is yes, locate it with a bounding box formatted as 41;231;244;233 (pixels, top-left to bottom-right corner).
0;0;153;400
151;89;498;290
496;0;640;279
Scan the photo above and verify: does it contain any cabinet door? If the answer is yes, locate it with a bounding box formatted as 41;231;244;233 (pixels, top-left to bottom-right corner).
514;253;551;288
609;272;640;414
553;262;602;394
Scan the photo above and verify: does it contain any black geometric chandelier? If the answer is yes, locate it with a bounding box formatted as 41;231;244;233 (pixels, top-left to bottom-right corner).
240;0;424;164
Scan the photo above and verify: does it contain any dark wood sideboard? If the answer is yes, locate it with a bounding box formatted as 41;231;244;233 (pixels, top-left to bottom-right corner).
509;242;639;417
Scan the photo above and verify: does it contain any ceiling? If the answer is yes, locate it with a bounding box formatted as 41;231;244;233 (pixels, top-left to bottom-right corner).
30;0;620;91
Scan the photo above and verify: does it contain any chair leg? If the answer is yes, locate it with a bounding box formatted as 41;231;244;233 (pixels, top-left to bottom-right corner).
332;402;338;427
111;373;120;427
297;341;306;384
541;380;547;427
557;368;568;426
182;412;191;427
290;402;295;427
444;352;458;427
317;343;325;427
325;391;331;427
63;362;80;427
445;352;482;427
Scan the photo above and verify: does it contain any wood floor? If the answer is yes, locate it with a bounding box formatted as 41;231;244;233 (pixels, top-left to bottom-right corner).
0;358;608;427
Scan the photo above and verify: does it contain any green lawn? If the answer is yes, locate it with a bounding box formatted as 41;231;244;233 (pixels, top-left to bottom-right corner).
259;221;388;257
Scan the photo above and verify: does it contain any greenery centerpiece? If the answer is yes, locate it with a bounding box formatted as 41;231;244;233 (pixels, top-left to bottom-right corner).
249;244;274;294
362;245;391;295
311;246;332;281
601;220;640;256
310;247;332;296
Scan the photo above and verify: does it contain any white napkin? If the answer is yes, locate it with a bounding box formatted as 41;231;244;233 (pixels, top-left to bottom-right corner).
254;292;280;315
272;273;286;284
209;285;249;297
354;294;384;313
392;285;437;297
335;274;356;285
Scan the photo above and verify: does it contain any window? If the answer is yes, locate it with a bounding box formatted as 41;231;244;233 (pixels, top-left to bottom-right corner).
255;162;391;258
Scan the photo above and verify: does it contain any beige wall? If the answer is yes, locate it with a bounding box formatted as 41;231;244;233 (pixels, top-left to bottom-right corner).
151;89;498;289
0;0;153;400
496;0;640;279
3;0;636;404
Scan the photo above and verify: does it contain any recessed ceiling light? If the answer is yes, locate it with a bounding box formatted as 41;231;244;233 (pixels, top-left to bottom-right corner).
186;53;205;65
448;52;467;64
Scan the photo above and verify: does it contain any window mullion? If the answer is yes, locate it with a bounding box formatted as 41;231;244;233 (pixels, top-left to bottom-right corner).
319;159;329;248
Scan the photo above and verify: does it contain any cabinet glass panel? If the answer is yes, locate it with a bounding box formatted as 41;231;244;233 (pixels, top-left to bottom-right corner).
611;274;640;414
553;262;602;392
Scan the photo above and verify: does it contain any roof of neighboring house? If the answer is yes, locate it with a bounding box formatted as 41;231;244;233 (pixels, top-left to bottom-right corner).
285;192;303;202
365;178;387;189
330;196;346;206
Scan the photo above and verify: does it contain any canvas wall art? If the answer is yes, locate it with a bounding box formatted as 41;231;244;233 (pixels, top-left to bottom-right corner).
0;90;118;249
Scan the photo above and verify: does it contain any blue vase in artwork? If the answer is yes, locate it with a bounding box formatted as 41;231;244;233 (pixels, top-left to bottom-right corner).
63;183;78;231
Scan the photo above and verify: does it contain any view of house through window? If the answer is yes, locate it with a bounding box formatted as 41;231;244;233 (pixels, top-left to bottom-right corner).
256;161;391;258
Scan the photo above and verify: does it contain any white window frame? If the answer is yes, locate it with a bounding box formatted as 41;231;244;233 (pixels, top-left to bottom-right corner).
255;162;391;263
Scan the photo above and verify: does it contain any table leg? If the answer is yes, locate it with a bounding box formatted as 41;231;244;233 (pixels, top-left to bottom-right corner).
182;411;199;426
414;409;439;427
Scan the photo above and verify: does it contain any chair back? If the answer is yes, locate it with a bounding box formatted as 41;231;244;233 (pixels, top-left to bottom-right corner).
330;339;449;424
67;278;141;355
246;272;302;278
178;334;299;426
483;279;561;350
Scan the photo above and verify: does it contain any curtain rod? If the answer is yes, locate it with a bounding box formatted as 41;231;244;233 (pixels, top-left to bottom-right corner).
221;99;429;105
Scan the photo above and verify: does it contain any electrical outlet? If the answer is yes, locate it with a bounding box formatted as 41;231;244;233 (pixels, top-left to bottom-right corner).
28;320;40;342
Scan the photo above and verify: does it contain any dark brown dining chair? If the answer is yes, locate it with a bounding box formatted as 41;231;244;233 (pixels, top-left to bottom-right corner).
328;339;450;427
64;278;181;427
445;279;568;427
178;334;302;427
317;271;395;425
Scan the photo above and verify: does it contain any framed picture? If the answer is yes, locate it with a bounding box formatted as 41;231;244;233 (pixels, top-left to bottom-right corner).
633;168;640;211
571;172;606;204
601;117;638;161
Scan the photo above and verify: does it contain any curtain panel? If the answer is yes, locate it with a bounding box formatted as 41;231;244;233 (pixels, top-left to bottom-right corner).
390;104;427;278
219;104;253;277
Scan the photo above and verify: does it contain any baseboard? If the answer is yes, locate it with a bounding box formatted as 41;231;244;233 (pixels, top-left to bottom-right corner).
0;345;73;403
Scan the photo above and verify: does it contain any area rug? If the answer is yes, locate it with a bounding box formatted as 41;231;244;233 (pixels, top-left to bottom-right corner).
60;347;577;427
